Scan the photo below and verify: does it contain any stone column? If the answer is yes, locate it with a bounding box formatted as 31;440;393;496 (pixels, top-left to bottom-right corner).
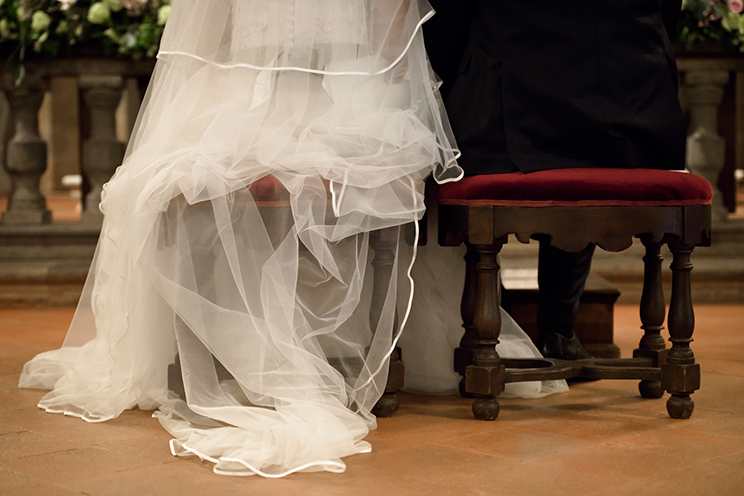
1;76;52;225
684;70;730;223
79;75;126;224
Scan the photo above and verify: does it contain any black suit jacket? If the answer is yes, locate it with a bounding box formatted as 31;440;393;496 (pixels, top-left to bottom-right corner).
424;0;686;175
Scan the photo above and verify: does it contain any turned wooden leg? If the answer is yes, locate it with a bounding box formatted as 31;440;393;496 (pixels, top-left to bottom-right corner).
455;243;478;397
663;242;700;419
634;237;667;399
168;353;186;401
373;347;404;417
465;241;506;421
369;227;403;418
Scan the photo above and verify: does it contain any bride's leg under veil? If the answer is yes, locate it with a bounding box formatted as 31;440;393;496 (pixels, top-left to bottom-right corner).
149;186;410;476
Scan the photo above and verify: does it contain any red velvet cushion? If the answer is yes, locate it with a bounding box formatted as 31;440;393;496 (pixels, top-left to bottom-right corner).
248;175;288;201
438;169;713;207
248;175;331;205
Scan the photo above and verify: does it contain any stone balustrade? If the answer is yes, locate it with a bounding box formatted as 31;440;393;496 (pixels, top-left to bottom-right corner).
1;57;741;229
1;58;154;226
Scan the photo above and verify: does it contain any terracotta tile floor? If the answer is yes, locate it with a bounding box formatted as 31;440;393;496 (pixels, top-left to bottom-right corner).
1;304;743;495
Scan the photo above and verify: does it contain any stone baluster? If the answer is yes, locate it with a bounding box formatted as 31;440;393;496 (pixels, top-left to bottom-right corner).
1;76;52;225
683;70;730;223
79;76;126;224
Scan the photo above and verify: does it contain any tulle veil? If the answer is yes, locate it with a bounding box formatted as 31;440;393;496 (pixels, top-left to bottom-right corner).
19;0;564;477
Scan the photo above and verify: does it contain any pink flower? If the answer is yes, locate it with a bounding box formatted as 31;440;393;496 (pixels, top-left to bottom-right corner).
729;0;744;14
57;0;77;10
122;0;148;14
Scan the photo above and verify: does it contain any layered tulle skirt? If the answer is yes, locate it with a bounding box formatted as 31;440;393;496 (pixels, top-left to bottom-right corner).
20;0;465;477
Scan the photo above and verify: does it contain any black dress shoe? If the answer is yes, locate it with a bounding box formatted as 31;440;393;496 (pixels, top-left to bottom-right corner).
537;331;593;360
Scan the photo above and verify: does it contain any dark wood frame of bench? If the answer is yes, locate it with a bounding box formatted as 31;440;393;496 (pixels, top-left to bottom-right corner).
438;203;712;421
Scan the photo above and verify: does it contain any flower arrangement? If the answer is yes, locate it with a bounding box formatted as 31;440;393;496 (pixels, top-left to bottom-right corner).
678;0;744;53
0;0;171;84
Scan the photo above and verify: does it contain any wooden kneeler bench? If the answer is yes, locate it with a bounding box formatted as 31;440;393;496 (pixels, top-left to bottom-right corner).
437;168;712;421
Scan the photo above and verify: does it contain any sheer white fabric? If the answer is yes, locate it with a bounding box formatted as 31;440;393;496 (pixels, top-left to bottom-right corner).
20;0;463;477
19;0;560;478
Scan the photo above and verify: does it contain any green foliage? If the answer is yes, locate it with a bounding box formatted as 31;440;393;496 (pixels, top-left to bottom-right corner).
678;0;744;53
0;0;171;84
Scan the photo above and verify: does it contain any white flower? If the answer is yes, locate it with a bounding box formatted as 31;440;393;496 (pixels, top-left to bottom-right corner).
57;0;78;10
88;2;111;24
31;11;51;31
157;5;170;25
0;19;10;38
103;0;123;13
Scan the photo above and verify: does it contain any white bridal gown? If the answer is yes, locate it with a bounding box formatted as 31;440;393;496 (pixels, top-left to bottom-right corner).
19;0;565;477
